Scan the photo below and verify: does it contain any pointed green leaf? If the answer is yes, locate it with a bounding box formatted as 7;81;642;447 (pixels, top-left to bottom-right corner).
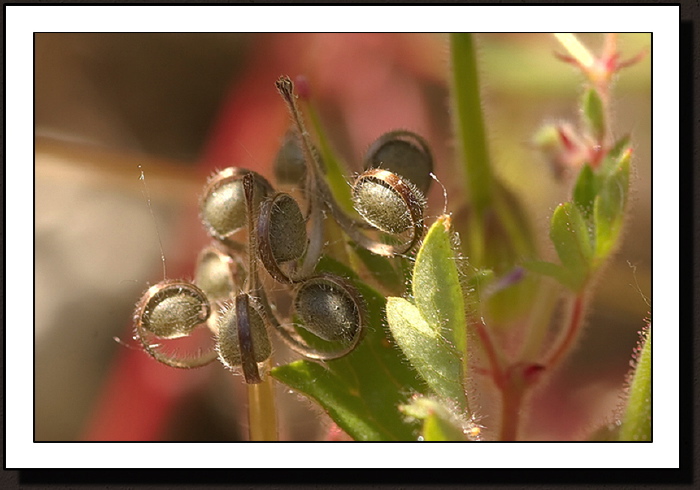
582;88;606;141
412;215;467;355
386;297;468;411
572;164;598;220
271;257;426;441
600;135;631;177
594;152;630;259
550;202;593;290
619;325;651;441
609;134;631;159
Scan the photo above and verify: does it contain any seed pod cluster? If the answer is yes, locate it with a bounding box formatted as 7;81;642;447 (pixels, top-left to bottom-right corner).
135;76;437;378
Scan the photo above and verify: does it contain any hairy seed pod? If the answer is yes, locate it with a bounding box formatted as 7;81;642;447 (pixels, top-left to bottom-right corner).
135;280;210;339
194;246;245;302
352;169;426;235
273;131;307;185
200;167;273;240
216;295;271;370
364;130;433;194
258;193;308;267
294;275;363;343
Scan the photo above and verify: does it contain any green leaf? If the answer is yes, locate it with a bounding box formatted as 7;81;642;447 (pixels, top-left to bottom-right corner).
550;202;593;290
401;397;467;441
412;216;468;355
581;88;606;141
386;297;468;411
609;134;631;160
600;135;631;177
594;152;630;260
272;361;389;440
572;164;599;220
271;258;427;441
619;324;651;441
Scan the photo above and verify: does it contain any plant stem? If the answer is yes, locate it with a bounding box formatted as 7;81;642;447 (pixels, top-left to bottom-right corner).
499;381;525;441
450;34;535;268
474;320;525;441
247;374;278;441
305;100;355;214
494;291;586;441
450;33;493;214
546;292;586;368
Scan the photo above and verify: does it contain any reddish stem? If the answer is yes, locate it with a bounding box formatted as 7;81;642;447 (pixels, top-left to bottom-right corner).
473;320;505;389
474;293;586;441
546;292;586;368
498;380;525;441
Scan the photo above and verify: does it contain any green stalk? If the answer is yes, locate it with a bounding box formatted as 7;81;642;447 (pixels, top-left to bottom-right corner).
450;33;538;269
450;33;494;213
247;374;278;441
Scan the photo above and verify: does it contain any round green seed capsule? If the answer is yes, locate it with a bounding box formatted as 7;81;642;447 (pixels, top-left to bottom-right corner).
294;277;361;343
199;168;272;240
137;282;210;340
352;175;413;235
364;130;433;194
201;179;246;238
216;299;271;368
266;193;308;263
194;247;244;302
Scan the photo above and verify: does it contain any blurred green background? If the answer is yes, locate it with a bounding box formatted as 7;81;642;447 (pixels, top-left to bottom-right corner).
34;33;650;441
